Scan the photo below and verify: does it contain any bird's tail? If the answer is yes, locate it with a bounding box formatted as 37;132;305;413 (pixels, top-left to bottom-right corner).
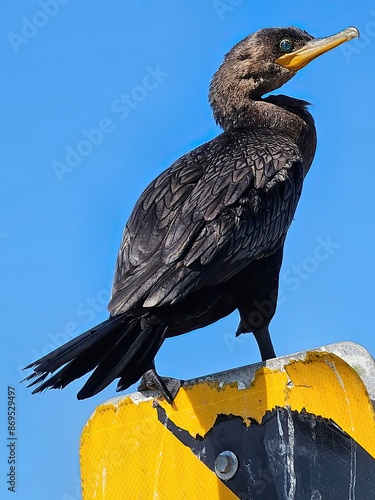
23;313;168;399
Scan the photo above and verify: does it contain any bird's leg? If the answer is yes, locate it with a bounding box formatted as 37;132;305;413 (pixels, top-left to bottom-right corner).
138;360;182;405
253;326;276;361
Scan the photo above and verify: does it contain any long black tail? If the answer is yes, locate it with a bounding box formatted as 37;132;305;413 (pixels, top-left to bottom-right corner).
23;313;168;399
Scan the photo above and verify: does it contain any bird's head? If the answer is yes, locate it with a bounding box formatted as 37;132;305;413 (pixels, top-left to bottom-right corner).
209;26;359;129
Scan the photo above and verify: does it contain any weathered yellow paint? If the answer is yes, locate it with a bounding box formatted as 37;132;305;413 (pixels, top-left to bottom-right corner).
80;395;238;499
284;352;375;458
80;350;375;499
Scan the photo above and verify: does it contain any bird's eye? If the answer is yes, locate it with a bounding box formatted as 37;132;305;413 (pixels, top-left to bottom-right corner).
279;39;293;53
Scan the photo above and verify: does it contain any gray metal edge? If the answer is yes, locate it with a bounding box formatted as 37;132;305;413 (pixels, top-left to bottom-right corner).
101;341;375;408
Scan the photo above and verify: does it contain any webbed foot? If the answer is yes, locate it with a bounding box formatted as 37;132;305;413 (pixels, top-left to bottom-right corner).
138;368;182;404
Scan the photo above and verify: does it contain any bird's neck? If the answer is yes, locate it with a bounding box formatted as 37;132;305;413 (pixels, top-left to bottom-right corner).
216;95;317;175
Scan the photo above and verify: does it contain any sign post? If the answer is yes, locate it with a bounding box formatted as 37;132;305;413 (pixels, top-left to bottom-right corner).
80;342;375;499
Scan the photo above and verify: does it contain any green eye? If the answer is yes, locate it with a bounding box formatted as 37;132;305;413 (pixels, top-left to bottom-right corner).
279;39;293;53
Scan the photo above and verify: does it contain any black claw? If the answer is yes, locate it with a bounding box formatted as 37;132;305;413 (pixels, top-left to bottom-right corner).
138;369;182;404
153;376;174;405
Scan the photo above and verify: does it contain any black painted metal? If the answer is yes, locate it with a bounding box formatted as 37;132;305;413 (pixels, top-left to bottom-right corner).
156;404;375;499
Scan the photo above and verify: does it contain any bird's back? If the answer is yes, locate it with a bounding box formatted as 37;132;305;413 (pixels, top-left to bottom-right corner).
109;125;307;316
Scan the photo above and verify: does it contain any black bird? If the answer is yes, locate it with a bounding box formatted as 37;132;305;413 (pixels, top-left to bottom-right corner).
24;26;358;403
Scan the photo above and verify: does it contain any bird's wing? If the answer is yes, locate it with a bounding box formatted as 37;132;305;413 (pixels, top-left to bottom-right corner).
108;128;303;314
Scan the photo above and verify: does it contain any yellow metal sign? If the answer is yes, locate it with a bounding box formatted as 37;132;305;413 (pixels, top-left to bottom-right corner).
80;343;375;499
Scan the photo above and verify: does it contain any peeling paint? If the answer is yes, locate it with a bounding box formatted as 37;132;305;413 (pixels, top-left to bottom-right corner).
326;359;355;432
80;341;375;499
286;409;296;499
349;440;357;500
101;467;106;497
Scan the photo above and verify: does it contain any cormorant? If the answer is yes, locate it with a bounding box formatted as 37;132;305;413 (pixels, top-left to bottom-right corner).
24;26;359;403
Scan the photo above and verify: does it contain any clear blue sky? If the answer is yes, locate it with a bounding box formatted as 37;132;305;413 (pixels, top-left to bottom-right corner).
1;1;374;498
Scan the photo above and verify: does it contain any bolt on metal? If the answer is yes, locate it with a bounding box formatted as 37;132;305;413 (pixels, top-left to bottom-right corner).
214;450;239;480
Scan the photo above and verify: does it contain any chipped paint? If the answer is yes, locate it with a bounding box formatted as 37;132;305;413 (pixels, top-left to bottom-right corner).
349;440;357;500
101;467;106;497
80;341;375;499
286;408;296;499
325;358;355;432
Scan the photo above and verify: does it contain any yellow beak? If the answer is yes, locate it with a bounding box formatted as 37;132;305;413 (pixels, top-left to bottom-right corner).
275;26;359;71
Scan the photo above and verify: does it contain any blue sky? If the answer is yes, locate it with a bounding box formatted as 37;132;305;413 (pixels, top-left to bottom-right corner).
1;1;374;498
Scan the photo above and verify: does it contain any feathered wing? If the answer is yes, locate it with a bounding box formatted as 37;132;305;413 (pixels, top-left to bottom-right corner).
25;127;304;398
109;127;304;314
